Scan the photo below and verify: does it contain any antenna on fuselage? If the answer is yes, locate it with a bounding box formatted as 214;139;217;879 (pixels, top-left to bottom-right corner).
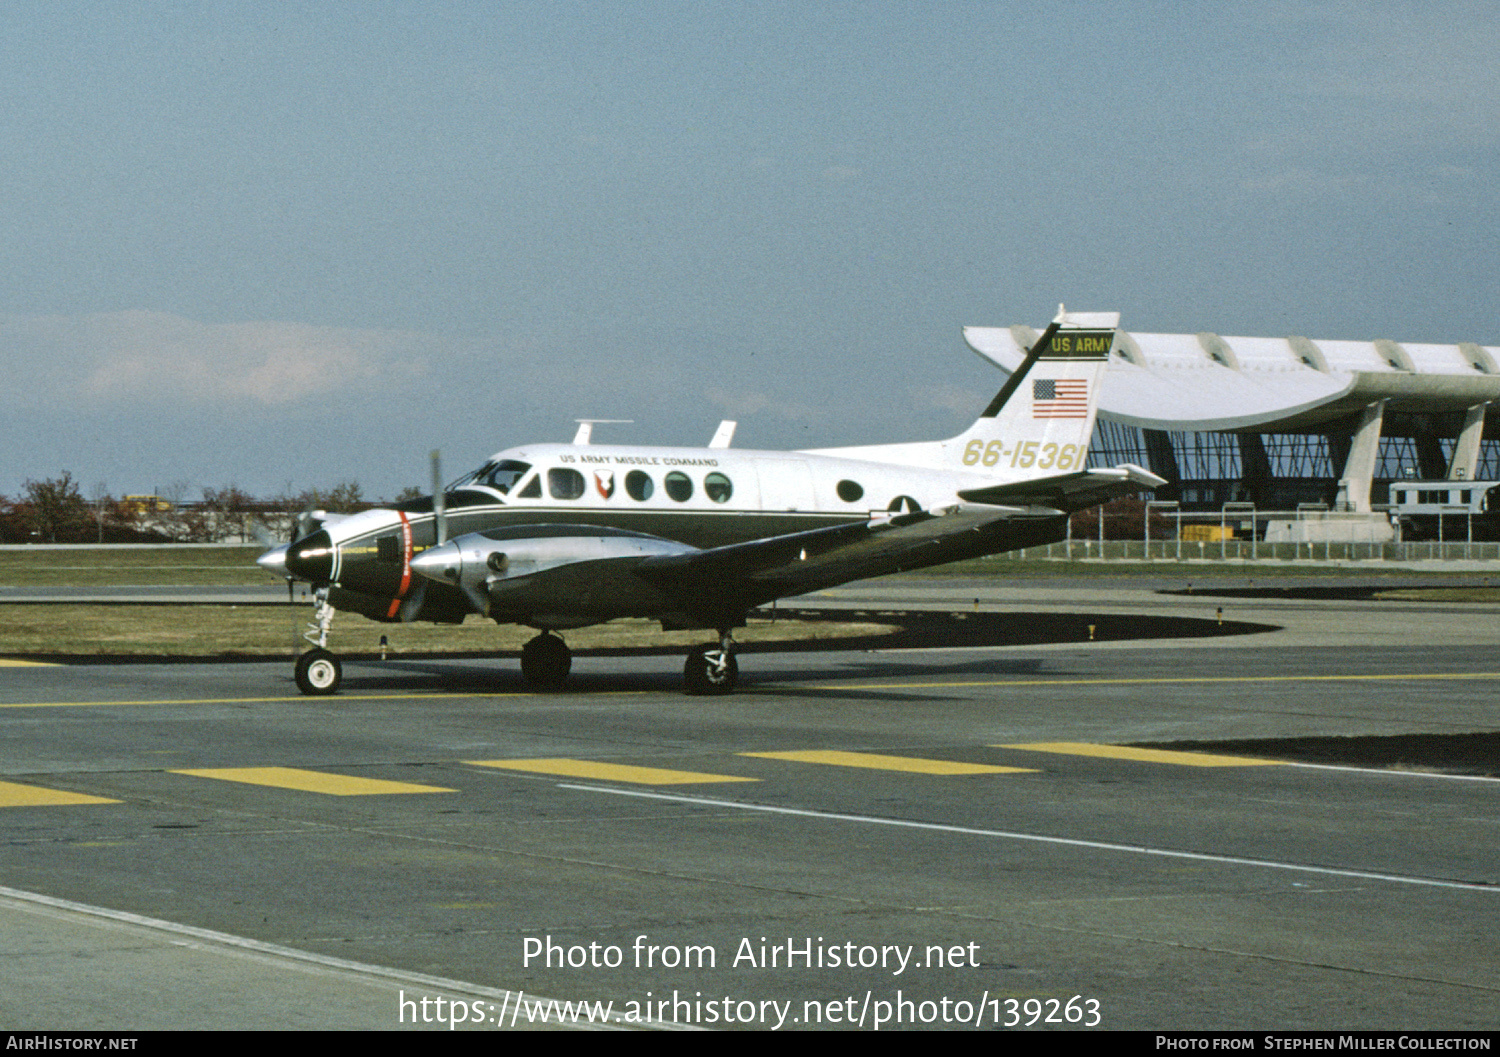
572;419;633;445
430;449;447;545
708;420;737;448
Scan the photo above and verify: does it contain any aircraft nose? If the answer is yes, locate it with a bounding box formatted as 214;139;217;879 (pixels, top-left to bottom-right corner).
410;541;462;583
284;529;335;583
257;544;290;578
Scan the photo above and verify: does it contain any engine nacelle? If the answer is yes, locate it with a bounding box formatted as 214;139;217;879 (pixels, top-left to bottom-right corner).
408;527;700;623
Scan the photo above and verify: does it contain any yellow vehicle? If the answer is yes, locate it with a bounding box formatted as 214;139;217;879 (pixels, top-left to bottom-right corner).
1179;523;1233;542
122;495;173;514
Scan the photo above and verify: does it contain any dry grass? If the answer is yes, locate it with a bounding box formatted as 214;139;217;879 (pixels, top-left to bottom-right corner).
1372;588;1500;603
0;547;898;657
0;547;265;587
0;604;895;657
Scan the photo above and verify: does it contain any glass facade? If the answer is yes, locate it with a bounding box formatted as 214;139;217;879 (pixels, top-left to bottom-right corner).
1087;419;1500;510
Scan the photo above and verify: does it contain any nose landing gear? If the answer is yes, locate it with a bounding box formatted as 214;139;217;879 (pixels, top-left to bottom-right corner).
293;587;343;696
294;648;342;695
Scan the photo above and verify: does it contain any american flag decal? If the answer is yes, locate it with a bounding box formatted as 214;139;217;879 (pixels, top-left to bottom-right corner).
1032;378;1089;418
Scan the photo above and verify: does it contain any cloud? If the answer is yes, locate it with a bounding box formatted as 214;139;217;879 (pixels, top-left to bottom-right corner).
0;310;437;407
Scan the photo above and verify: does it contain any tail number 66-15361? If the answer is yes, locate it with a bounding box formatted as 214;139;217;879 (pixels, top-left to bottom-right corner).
962;440;1083;471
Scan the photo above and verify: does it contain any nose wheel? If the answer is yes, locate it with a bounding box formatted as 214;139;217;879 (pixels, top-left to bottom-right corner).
295;648;342;696
292;588;343;695
520;633;572;689
684;634;738;695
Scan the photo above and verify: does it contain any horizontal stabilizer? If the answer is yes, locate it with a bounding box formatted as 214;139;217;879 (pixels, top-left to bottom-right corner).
957;463;1167;512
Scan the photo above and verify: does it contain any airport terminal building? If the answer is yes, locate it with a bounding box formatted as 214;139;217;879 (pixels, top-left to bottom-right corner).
966;324;1500;542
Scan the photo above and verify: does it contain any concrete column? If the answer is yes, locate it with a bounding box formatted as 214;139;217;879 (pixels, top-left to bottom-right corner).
1335;400;1385;512
1447;404;1489;480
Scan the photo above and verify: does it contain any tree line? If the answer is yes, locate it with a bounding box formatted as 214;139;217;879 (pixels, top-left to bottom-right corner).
0;473;419;544
4;473;1164;545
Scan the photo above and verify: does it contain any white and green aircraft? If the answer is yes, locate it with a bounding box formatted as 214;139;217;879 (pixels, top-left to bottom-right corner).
258;307;1163;695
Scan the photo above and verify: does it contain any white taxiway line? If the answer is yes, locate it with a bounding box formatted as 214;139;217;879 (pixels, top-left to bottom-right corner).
559;786;1498;893
1280;760;1500;783
0;884;647;1029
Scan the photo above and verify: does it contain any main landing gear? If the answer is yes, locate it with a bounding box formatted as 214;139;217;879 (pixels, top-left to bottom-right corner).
517;629;739;694
520;632;572;689
683;631;738;695
294;587;343;696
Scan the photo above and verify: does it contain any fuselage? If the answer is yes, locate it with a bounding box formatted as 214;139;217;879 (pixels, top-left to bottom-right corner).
269;441;1019;625
440;441;996;542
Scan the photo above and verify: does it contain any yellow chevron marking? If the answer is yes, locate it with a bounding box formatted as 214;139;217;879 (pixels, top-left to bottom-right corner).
741;750;1035;775
1000;742;1282;767
0;780;118;807
468;758;756;785
171;767;455;795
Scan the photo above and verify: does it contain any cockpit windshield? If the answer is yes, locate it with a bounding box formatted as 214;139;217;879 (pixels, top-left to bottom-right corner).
451;460;532;495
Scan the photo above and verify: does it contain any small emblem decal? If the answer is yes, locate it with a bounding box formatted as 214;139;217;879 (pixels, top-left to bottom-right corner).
594;469;615;498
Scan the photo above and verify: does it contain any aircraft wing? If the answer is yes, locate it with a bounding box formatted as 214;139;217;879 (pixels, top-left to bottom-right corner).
637;464;1164;607
635;502;1056;606
956;463;1167;512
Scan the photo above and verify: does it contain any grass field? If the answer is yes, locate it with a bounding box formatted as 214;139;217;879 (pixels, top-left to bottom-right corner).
0;604;895;658
1;545;1493;657
0;546;266;587
0;547;895;656
1;544;1483;589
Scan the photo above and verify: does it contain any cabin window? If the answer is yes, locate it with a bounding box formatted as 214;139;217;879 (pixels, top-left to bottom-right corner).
481;460;532;493
548;468;586;500
836;479;863;502
704;472;733;503
625;470;654;501
664;471;693;502
515;473;542;498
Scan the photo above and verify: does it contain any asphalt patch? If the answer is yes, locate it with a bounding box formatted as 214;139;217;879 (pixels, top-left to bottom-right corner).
1163;585;1391;601
1133;732;1500;778
734;609;1273;653
1161;578;1498;602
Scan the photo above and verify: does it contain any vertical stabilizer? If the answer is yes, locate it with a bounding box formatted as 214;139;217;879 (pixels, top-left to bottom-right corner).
951;306;1116;479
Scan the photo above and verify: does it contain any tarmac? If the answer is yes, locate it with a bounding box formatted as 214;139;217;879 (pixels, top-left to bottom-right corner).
1;570;1497;1031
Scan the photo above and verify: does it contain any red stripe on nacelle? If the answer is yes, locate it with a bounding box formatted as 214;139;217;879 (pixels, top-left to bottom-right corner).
385;512;413;619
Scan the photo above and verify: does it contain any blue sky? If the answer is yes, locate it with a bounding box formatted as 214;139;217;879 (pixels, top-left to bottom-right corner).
3;2;1497;501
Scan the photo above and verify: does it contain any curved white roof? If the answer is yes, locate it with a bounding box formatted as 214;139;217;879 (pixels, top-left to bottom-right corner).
964;327;1500;432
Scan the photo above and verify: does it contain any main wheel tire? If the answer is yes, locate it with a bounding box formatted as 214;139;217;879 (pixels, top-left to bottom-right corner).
520;634;571;689
294;648;342;696
683;645;738;695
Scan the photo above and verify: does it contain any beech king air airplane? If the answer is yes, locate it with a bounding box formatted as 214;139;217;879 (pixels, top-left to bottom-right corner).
257;307;1164;696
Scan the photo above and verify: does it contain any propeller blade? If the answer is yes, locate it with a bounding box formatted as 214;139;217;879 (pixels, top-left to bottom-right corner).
248;518;278;549
397;581;428;623
431;449;447;545
295;505;318;542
